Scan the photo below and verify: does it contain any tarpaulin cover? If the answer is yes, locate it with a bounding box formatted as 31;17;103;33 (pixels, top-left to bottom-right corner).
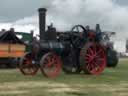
0;31;24;44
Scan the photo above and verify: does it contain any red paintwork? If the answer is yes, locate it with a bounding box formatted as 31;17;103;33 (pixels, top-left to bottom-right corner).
40;52;62;78
82;43;106;75
19;54;39;76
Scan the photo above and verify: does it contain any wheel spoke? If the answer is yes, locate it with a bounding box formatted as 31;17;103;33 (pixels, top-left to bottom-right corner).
97;49;102;55
85;54;92;58
76;26;79;32
88;48;94;55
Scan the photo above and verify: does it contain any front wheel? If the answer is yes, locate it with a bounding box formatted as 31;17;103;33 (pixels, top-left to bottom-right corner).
40;52;62;78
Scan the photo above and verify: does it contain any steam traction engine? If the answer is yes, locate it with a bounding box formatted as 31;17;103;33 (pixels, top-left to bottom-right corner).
101;32;118;67
19;8;118;78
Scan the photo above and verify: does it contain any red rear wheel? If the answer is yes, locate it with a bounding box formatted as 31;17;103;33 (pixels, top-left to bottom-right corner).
19;53;39;75
40;52;62;78
80;42;106;75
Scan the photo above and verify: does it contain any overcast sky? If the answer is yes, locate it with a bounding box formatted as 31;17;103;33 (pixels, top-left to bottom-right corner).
0;0;126;21
0;0;128;52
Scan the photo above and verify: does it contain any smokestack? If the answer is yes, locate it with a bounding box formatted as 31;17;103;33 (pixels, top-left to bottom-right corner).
38;8;47;41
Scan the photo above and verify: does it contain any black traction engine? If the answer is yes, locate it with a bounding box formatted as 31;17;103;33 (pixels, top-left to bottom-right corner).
19;8;118;78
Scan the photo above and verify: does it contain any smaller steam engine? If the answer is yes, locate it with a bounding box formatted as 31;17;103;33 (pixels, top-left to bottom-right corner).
19;8;118;78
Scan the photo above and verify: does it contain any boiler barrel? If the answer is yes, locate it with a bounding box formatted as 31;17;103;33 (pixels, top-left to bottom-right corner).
39;41;70;55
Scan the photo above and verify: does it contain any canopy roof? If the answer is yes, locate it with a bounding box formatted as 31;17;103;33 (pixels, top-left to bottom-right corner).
0;31;24;44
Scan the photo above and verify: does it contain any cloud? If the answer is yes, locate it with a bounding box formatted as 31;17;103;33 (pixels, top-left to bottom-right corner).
0;0;52;21
115;0;128;6
0;0;128;52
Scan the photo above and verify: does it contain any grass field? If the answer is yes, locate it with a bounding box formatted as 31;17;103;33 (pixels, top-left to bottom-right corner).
0;59;128;96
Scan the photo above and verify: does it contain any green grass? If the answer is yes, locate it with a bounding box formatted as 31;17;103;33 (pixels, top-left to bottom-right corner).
0;59;128;96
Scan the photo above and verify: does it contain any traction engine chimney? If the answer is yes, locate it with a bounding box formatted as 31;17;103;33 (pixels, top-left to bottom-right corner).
38;8;47;41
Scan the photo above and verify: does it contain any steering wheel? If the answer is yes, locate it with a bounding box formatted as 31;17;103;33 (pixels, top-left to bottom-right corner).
70;25;87;48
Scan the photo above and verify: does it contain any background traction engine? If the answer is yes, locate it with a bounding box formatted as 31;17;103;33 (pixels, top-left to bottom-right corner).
19;8;118;78
101;32;118;67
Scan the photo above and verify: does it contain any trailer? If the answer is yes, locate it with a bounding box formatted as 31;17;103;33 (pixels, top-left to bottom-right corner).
0;29;26;68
